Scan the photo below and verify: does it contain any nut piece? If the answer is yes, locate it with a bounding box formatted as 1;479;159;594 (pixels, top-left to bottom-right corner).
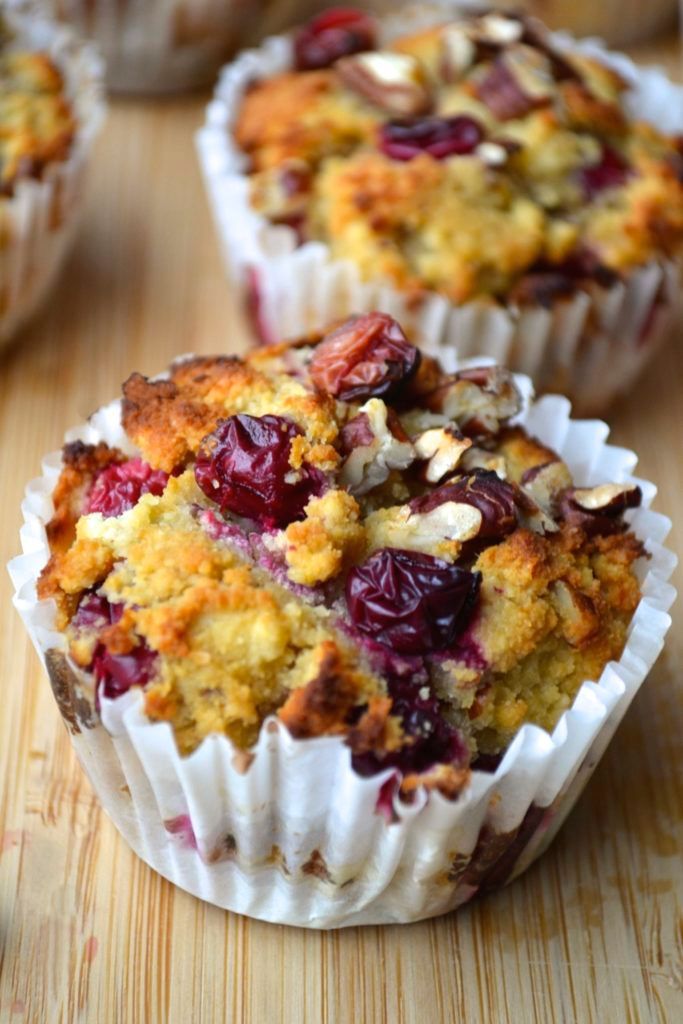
470;13;525;47
340;398;415;495
572;483;641;512
411;470;518;544
475;141;509;167
413;427;472;483
461;446;508;479
441;25;477;82
424;365;522;438
476;44;555;121
364;500;482;561
336;51;432;116
550;580;600;648
558;482;641;537
521;459;573;515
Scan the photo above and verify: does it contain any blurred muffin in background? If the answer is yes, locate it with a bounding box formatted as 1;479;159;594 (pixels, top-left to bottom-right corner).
51;0;265;93
0;1;104;349
261;0;678;47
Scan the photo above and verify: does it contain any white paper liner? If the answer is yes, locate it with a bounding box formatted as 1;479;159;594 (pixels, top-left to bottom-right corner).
50;0;264;94
196;1;683;416
0;1;105;349
8;361;676;928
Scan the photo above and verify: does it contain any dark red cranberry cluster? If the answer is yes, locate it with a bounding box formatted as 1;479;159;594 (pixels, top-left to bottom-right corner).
86;457;169;518
346;548;481;656
194;414;323;528
72;593;157;703
379;116;484;162
294;7;376;71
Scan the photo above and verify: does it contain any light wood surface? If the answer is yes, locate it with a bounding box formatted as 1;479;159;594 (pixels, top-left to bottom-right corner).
1;37;683;1024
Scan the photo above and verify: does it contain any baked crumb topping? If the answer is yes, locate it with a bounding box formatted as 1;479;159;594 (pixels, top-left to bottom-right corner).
236;8;683;304
39;312;645;798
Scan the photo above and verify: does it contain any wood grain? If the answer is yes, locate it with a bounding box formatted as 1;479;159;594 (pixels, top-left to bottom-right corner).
1;41;683;1024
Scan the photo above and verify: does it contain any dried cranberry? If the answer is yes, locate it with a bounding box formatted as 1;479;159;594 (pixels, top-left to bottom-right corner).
194;415;323;528
86;457;169;518
411;471;518;544
346;548;480;655
580;145;631;200
294;7;376;71
72;592;157;703
309;312;420;403
352;677;469;779
379;115;484;161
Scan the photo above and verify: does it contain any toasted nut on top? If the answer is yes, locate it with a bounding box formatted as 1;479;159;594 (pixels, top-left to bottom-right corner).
572;482;641;512
425;365;522;437
521;459;573;514
340;398;415;495
414;426;472;483
336;51;432;116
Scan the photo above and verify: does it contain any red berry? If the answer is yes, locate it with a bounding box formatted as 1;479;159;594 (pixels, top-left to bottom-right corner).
86;457;169;518
72;592;157;703
309;312;420;403
580;145;631;199
294;7;377;71
194;415;323;528
379;116;484;161
346;547;481;655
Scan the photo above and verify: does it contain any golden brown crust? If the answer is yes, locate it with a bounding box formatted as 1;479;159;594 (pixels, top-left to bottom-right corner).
237;10;683;301
38;334;646;783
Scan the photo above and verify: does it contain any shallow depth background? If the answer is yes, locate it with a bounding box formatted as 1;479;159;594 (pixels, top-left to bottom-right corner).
1;38;683;1024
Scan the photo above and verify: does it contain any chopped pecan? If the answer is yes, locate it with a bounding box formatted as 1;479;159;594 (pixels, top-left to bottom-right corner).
476;44;554;121
424;365;522;438
336;51;432;116
520;459;573;515
413;426;472;483
340;398;415;495
559;482;641;536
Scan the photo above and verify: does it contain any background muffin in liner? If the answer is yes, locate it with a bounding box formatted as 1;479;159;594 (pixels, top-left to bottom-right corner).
8;360;676;928
50;0;265;94
197;2;683;416
0;0;105;350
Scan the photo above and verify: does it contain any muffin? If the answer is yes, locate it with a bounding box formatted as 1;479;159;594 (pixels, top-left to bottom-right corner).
0;2;104;348
11;311;674;925
50;0;267;94
198;4;683;413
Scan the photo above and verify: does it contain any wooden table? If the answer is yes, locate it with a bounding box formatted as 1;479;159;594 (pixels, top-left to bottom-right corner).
1;36;683;1024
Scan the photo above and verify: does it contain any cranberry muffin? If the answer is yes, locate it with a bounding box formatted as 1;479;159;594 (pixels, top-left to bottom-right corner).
0;4;103;346
38;312;646;798
200;5;683;411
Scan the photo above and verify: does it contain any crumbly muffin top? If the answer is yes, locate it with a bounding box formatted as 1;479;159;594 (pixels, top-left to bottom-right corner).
0;30;75;198
39;313;644;797
236;7;683;304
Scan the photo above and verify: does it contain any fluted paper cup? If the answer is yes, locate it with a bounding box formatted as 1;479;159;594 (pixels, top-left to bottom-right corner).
0;0;105;349
8;360;676;927
197;2;683;415
50;0;266;94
